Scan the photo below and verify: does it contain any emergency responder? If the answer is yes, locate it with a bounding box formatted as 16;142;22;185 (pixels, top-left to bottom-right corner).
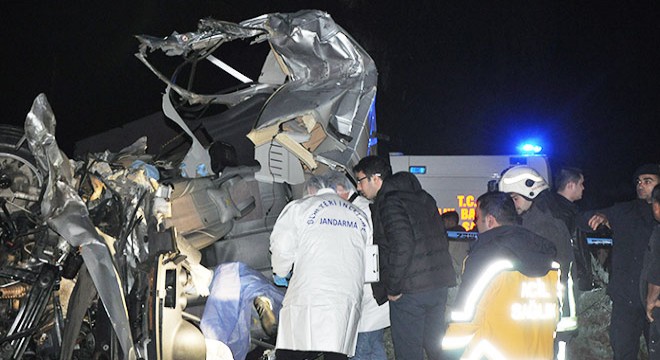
443;191;559;359
353;155;455;360
498;165;577;356
587;163;660;359
270;175;370;360
643;184;660;359
324;170;390;360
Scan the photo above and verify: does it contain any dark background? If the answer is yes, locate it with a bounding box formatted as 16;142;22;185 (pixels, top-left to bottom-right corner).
2;1;660;209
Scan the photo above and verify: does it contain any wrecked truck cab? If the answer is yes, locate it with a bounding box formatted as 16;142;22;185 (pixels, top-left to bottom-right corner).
135;9;378;184
0;10;378;360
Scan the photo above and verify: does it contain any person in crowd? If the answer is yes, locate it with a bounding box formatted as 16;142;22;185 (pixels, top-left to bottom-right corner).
554;166;595;290
270;175;369;360
442;210;465;232
643;184;660;359
442;210;471;284
324;170;390;360
498;165;577;355
353;155;455;360
587;163;660;359
443;191;558;359
554;166;586;229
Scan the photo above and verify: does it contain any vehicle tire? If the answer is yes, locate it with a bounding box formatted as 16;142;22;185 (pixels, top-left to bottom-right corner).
0;125;42;213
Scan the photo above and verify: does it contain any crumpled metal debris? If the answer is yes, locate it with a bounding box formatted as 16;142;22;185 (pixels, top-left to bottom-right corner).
136;10;378;184
24;94;137;360
4;10;378;359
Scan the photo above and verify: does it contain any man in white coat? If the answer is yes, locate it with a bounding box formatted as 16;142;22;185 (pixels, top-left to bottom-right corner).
270;175;370;360
325;170;390;360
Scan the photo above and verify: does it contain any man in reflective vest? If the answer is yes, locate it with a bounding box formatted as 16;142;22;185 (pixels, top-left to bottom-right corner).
443;191;560;359
498;165;578;353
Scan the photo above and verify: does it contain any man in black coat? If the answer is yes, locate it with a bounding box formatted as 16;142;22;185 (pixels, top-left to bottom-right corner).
643;184;660;359
553;167;595;290
587;163;660;359
353;156;456;360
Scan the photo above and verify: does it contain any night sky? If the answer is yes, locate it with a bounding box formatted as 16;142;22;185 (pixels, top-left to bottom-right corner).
2;1;660;209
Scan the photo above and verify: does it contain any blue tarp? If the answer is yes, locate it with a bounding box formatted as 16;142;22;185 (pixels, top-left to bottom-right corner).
201;262;285;360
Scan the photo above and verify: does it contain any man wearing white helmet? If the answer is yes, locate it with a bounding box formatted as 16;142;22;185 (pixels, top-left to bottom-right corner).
498;165;578;356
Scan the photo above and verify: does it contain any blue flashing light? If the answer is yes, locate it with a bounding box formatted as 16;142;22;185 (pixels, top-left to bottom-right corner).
409;166;427;174
517;143;542;154
366;97;378;154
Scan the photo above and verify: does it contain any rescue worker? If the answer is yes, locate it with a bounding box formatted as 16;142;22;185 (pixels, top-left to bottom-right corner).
353;155;456;360
324;170;390;360
498;165;577;357
443;191;559;359
643;184;660;359
270;175;370;360
587;163;660;359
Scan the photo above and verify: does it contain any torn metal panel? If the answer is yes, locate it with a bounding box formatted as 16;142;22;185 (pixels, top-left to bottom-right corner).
162;88;212;177
245;10;377;179
23;94;136;360
136;10;377;184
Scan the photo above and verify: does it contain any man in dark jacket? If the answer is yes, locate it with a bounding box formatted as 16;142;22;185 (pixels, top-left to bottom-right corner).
353;156;456;360
553;167;595;291
643;184;660;359
587;163;660;359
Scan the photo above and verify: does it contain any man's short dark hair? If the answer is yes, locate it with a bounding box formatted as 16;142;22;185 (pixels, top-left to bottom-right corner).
477;191;519;226
352;156;392;179
653;184;660;205
554;167;583;192
441;210;460;224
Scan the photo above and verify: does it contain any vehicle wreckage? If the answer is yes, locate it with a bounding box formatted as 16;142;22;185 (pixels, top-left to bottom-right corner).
0;10;377;360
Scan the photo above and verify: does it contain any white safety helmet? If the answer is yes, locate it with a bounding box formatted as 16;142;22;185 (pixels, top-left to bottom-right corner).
498;165;549;199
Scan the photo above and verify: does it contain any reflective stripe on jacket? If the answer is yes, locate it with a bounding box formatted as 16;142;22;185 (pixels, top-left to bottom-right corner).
443;260;560;360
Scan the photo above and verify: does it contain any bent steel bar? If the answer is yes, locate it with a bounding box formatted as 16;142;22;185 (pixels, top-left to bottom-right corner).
24;94;136;360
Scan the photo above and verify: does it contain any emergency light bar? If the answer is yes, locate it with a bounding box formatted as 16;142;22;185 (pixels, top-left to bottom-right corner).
517;142;543;154
409;166;427;174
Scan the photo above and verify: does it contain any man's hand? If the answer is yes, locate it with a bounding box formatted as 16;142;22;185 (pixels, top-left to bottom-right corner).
588;213;610;230
647;283;660;322
388;294;402;302
647;299;660;322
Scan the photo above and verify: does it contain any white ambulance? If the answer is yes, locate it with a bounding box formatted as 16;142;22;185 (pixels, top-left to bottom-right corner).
389;154;551;231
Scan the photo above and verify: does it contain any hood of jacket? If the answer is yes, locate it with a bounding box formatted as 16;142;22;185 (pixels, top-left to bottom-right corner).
378;171;422;197
473;224;557;277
